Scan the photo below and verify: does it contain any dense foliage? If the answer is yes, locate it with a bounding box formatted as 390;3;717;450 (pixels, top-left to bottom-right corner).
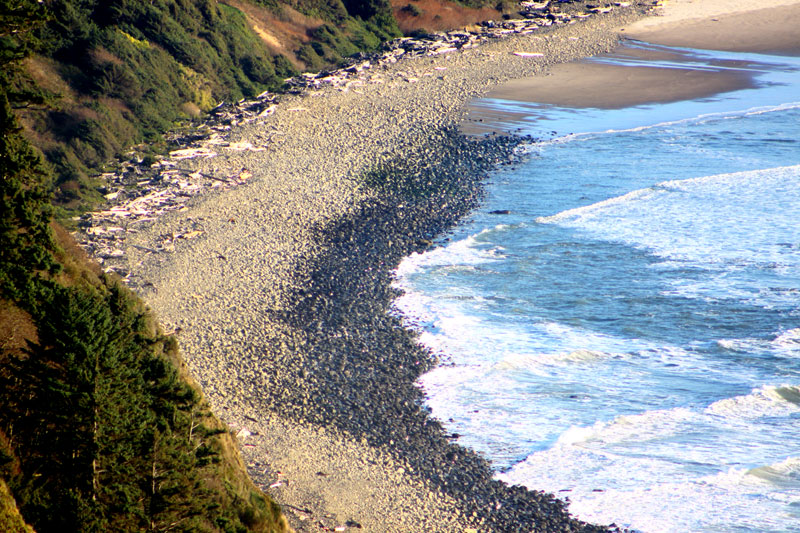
0;276;287;532
1;2;287;531
10;0;403;216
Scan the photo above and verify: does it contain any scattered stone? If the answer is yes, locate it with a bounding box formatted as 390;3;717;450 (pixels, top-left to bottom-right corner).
73;2;652;531
282;0;622;93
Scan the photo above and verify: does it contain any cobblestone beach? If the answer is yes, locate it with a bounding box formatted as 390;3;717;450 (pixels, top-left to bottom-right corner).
88;4;650;531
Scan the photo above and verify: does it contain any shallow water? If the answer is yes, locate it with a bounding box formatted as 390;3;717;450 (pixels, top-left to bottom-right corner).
394;43;800;532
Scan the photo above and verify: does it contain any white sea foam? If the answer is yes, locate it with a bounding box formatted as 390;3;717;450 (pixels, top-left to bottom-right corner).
556;407;697;447
740;101;800;118
774;328;800;349
706;385;800;419
394;224;516;280
535;187;658;224
559;475;799;533
394;234;486;279
409;49;800;532
535;165;800;282
510;101;800;148
492;349;614;371
501;432;800;533
745;457;800;489
693;458;800;509
717;328;800;358
717;337;767;353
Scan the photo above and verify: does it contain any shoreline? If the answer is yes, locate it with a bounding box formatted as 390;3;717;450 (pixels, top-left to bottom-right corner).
84;4;651;531
621;0;800;55
476;46;757;109
474;0;800;110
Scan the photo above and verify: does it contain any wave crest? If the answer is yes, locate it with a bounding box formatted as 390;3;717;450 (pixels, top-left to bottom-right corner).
745;457;800;488
706;385;800;419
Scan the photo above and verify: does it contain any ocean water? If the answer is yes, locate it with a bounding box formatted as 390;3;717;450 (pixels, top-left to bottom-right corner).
394;43;800;532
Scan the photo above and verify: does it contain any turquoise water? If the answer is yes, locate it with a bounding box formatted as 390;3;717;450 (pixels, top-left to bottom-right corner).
394;43;800;532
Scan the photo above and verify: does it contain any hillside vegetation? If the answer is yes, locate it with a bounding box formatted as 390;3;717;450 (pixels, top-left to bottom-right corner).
11;0;402;216
10;0;510;218
1;0;505;530
1;4;291;531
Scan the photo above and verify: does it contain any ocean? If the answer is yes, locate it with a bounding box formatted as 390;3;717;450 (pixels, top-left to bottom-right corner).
394;42;800;532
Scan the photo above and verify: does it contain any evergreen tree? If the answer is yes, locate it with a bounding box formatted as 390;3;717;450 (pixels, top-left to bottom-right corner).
0;86;57;300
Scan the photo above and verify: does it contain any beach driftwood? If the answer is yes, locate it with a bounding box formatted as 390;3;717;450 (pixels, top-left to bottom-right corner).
75;1;630;280
73;158;253;278
282;1;623;93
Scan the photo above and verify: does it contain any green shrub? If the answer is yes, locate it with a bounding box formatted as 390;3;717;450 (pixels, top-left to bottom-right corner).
401;3;423;17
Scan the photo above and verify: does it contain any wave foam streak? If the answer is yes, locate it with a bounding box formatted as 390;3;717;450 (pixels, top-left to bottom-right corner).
500;387;800;532
537;165;800;308
396;50;800;532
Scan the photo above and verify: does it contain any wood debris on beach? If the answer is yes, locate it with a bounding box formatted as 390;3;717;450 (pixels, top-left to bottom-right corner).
73;91;284;278
74;0;635;280
283;1;626;92
73;154;255;279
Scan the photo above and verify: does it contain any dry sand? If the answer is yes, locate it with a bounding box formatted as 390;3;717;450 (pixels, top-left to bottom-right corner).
476;0;800;111
622;0;800;54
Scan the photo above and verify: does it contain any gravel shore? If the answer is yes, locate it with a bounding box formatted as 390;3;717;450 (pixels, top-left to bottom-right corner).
117;5;650;531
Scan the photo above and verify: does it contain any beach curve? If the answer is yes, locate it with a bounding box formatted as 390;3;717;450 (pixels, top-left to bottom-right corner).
87;4;659;532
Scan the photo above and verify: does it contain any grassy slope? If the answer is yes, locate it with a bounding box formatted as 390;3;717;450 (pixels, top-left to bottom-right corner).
13;0;403;218
0;480;34;533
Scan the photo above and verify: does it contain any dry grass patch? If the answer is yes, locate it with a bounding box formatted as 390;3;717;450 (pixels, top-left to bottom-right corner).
0;479;34;533
392;0;502;33
222;0;324;69
0;300;37;357
23;56;75;102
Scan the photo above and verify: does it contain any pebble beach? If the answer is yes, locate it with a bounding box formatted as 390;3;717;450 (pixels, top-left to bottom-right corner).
80;3;656;531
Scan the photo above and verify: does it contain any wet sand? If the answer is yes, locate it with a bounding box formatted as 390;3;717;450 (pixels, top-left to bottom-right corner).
478;51;755;109
474;0;800;111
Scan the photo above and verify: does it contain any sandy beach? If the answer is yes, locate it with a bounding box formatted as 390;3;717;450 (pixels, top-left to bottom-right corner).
476;0;800;110
622;0;800;54
476;55;755;109
88;1;800;531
